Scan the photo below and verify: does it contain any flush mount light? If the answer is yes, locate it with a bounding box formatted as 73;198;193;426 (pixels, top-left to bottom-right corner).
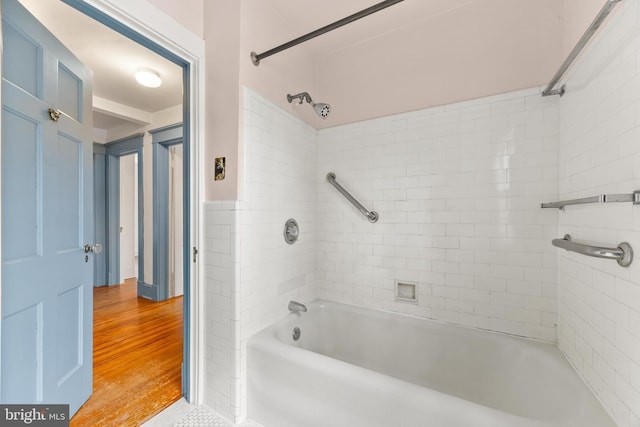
135;68;161;88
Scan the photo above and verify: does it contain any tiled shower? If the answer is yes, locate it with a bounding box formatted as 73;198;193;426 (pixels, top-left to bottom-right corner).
204;1;640;425
317;87;559;342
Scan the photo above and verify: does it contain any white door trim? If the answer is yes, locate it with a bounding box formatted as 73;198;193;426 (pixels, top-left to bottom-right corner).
79;0;206;404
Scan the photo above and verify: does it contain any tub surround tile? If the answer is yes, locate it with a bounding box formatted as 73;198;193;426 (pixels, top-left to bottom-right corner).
206;85;560;422
203;201;240;420
556;1;640;425
238;88;319;340
204;88;319;422
317;86;559;343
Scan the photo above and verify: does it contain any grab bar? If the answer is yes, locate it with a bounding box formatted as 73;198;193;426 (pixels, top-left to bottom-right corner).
326;172;379;223
541;191;640;209
552;234;633;267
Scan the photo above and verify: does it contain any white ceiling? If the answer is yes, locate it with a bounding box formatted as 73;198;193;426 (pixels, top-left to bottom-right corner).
19;0;183;133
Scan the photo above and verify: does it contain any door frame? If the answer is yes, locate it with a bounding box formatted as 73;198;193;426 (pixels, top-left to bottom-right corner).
0;0;205;404
150;123;183;302
104;133;145;289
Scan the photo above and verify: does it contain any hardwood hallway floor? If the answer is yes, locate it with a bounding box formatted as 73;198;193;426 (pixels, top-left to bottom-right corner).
71;278;183;426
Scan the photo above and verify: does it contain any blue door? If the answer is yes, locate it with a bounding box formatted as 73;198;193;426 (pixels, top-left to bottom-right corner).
1;0;93;416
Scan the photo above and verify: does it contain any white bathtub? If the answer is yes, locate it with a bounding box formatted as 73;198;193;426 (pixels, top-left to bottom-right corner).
248;300;614;427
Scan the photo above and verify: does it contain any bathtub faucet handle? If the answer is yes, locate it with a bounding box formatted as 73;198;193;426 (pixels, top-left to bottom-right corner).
288;300;307;313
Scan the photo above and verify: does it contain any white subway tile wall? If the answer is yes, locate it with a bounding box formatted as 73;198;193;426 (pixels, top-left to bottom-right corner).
557;1;640;426
239;88;318;339
317;87;559;342
203;200;240;420
204;88;318;421
244;88;318;419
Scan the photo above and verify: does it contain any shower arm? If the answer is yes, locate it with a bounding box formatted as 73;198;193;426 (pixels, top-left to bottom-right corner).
287;92;313;105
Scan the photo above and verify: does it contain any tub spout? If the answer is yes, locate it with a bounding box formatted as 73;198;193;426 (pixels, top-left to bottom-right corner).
288;300;307;313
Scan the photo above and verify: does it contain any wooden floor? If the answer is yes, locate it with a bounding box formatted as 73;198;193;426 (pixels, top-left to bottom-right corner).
71;278;183;426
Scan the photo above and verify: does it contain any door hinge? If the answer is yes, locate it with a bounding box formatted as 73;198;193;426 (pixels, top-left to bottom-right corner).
192;247;198;263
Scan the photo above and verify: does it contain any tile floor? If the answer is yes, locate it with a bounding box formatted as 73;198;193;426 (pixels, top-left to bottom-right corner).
174;407;231;427
142;399;264;427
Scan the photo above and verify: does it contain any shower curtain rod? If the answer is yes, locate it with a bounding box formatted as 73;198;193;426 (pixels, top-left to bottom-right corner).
250;0;404;66
542;0;622;97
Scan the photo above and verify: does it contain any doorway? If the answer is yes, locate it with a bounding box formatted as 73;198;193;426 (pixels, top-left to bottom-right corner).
8;0;200;420
169;145;184;298
101;134;146;290
119;153;138;283
151;123;185;301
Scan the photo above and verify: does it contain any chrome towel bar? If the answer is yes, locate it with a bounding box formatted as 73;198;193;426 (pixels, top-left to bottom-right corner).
326;172;378;223
541;191;640;209
552;234;633;267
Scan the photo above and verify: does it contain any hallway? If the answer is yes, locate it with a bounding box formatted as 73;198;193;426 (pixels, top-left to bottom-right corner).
71;279;183;426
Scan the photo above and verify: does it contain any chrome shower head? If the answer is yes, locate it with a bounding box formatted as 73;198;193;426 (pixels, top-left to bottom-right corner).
313;102;330;119
287;92;330;120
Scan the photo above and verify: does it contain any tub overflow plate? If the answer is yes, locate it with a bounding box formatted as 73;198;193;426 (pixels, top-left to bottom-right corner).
292;327;301;341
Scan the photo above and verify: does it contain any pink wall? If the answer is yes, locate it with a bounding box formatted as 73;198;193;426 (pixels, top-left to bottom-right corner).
199;0;606;199
204;0;242;200
146;0;204;38
239;1;320;126
317;0;564;128
203;0;319;200
562;0;610;56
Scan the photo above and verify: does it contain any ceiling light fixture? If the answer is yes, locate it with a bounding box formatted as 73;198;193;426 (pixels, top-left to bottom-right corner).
135;68;161;88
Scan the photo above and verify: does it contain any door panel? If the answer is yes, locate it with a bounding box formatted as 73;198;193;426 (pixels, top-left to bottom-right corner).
57;65;81;121
56;286;82;383
1;303;43;402
1;0;93;415
55;133;82;251
2;22;42;98
1;107;41;262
